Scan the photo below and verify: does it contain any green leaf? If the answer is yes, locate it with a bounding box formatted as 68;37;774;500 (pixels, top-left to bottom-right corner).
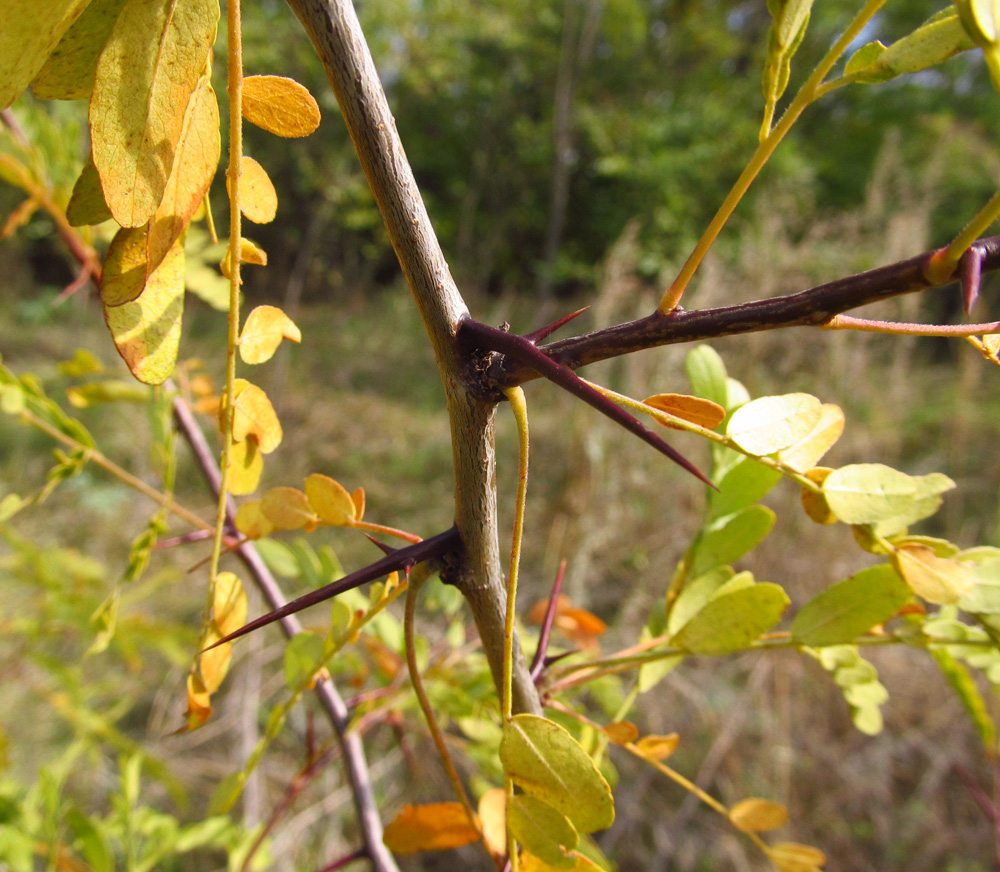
726;393;822;456
808;645;887;736
65;808;113;872
0;0;91;109
31;0;128;101
931;646;996;752
685;345;728;409
845;41;890;82
690;506;775;577
667;567;737;637
500;714;614;834
959;550;1000;614
207;771;245;816
90;0;219;227
506;795;579;869
791;564;910;646
709;456;782;519
822;464;916;524
671;583;790;655
283;633;325;689
869;472;955;537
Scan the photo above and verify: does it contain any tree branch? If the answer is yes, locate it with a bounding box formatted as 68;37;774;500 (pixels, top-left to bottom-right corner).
494;236;1000;387
284;0;542;718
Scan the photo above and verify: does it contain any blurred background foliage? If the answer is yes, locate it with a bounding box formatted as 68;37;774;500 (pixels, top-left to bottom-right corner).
4;0;1000;870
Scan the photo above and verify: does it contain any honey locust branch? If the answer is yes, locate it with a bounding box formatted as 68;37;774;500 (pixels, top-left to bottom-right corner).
493;236;1000;388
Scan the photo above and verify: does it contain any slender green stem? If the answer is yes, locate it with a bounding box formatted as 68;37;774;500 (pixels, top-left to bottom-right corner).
927;190;1000;284
658;0;888;312
403;563;482;839
20;409;213;533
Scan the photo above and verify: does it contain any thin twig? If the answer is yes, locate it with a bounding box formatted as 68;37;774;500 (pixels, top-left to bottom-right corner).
530;560;567;681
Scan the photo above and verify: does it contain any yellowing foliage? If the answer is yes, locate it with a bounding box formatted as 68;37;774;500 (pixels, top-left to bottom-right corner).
242;74;321;137
239;305;301;365
382;803;480;854
229;156;278;224
644;392;726;430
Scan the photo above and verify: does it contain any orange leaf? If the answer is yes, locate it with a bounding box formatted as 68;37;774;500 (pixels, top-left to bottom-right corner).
182;671;212;732
351;486;366;522
801;468;836;525
382;803;480;854
261;486;315;531
634;733;679;760
729;797;789;833
527;595;570;624
605;721;639;745
769;842;826;872
644;393;726;430
228;155;277;224
242;74;321;138
305;473;356;526
361;634;403;680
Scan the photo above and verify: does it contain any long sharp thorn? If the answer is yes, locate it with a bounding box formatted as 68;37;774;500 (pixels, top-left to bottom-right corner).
459;320;713;487
204;527;459;651
961;247;984;316
363;532;396;556
523;306;591;344
531;558;567;681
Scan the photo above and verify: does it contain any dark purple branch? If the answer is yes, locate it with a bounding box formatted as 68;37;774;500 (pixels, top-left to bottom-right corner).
204;527;461;650
314;848;368;872
495;235;1000;387
531;560;567;681
458;320;711;486
171;390;401;872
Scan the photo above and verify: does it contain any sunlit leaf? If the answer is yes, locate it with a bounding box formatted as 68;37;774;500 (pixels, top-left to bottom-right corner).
213;571;246;638
892;544;975;605
198;626;231;694
302;473;356;526
869;472;955;537
242;74;321;137
791;564;909;646
103;235;184;384
231;383;282;453
31;0;128;101
382;803;480;855
147;73;220;273
821;464;916;524
228;156;278;224
67;156;113;226
239;305;302;365
0;0;91;109
671;582;789;655
261;487;315;531
226;436;263;495
668;568;738;636
234;499;274;540
709;456;782;519
65;379;149;407
220;237;268;280
957;0;1000;88
633;733;679;761
500;714;614;834
351;486;366;522
90;0;219;226
478;788;506;859
643;393;725;430
182;671;212;732
729;798;788;833
727;393;822;456
769;841;826;872
776;403;844;472
507;795;578;869
102;225;150;306
801;467;836;524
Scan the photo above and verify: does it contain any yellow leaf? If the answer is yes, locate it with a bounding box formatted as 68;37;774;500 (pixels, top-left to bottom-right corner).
892;544;975;605
228;156;277;224
644;393;726;430
213;571;247;638
478;788;506;860
147;73;220;273
304;473;357;526
198;626;231;694
66;155;113;226
261;486;315;531
352;486;366;522
90;0;218;227
769;842;826;872
31;0;128;101
102;225;150;306
103;235;184;385
242;74;321;138
633;733;679;760
182;671;212;732
0;0;91;109
521;852;604;872
728;797;789;833
382;803;480;854
801;467;836;525
231;383;282;453
239;305;302;365
727;393;823;456
234;499;274;540
604;721;639;745
777;404;845;472
226;436;263;495
220;237;268;280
